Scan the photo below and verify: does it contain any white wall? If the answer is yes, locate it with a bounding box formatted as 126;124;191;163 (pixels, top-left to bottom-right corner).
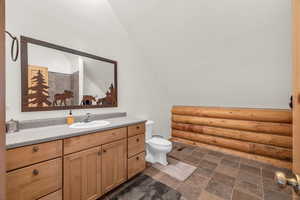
6;0;293;138
5;0;168;136
109;0;292;137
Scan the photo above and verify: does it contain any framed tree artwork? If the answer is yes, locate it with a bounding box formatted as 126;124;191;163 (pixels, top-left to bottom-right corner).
27;66;49;107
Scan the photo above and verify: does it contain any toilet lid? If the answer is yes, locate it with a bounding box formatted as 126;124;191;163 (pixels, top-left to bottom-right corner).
148;137;172;146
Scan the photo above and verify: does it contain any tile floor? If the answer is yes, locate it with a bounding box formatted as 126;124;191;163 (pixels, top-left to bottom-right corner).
143;142;295;200
100;142;297;200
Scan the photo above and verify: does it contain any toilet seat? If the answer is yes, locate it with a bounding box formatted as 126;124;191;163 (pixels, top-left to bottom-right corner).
147;137;172;147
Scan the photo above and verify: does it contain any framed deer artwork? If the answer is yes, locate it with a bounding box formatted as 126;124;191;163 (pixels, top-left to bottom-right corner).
21;36;118;112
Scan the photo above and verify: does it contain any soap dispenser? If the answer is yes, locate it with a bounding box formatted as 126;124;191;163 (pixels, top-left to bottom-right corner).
67;110;74;125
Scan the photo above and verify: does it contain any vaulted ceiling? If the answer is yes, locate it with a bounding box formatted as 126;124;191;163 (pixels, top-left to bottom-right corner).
108;0;292;108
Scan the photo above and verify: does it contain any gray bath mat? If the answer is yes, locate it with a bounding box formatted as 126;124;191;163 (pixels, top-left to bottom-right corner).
152;158;196;181
105;174;182;200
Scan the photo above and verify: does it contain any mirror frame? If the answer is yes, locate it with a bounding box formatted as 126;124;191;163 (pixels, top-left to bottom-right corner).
20;36;118;112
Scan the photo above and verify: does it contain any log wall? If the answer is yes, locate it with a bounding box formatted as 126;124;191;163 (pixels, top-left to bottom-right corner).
171;106;293;166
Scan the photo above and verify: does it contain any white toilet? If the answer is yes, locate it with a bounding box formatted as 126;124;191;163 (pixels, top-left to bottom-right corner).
145;120;172;166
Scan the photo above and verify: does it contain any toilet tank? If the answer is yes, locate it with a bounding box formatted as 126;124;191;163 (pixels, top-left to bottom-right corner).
145;120;154;141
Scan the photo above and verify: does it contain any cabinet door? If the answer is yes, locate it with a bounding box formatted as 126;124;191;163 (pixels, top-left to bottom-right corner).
64;147;101;200
102;139;127;194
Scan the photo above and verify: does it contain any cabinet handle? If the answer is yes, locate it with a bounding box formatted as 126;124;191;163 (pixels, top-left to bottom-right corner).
136;156;139;160
32;146;39;152
136;138;140;142
33;169;39;176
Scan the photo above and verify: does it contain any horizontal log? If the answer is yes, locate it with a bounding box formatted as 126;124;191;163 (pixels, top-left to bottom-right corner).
172;106;292;123
172;130;292;161
170;137;292;169
172;115;292;136
172;122;292;148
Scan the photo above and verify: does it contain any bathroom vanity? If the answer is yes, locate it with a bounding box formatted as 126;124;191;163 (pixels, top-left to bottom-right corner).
5;118;146;200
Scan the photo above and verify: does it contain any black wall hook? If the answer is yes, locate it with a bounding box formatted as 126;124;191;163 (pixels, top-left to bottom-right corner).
5;31;19;62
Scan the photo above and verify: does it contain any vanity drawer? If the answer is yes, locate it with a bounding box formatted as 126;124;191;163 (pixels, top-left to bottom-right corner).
128;152;146;179
6;140;63;171
38;190;62;200
7;158;62;200
128;134;145;158
64;127;127;154
128;123;145;137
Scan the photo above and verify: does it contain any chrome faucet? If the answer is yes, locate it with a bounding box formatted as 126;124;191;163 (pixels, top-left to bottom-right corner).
82;113;92;123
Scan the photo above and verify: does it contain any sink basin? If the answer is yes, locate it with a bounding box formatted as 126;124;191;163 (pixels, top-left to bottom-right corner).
69;120;110;129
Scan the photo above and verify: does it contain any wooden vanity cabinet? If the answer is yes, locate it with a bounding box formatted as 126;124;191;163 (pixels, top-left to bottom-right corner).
64;147;102;200
128;134;145;158
101;139;127;194
6;158;62;200
6;122;146;200
7;140;62;171
128;152;146;179
127;124;146;178
38;190;62;200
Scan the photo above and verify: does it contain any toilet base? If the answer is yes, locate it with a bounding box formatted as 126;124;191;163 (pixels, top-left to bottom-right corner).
146;147;169;166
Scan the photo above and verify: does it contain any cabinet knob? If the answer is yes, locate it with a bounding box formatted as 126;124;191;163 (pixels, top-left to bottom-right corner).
136;156;139;160
32;146;39;152
136;126;140;130
32;169;39;176
136;138;140;142
103;149;107;153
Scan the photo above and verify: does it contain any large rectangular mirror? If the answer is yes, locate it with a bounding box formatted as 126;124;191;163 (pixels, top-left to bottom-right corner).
21;36;117;112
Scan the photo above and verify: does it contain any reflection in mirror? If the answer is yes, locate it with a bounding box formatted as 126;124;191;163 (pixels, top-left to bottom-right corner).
21;36;117;112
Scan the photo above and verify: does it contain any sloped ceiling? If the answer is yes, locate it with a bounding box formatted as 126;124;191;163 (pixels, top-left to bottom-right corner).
108;0;292;108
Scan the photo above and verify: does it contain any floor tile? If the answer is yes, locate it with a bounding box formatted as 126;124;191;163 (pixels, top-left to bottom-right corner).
183;155;202;166
185;173;209;188
232;189;262;200
237;171;262;186
208;150;225;157
235;180;263;198
211;172;236;187
158;173;182;189
215;165;239;178
191;150;205;159
264;189;292;200
142;143;295;200
205;179;233;200
222;154;241;163
143;166;164;180
199;190;224;200
194;147;210;154
195;166;215;178
169;151;187;161
262;168;275;180
240;158;265;168
177;182;202;200
198;159;218;170
203;154;223;164
240;163;261;176
220;158;239;168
